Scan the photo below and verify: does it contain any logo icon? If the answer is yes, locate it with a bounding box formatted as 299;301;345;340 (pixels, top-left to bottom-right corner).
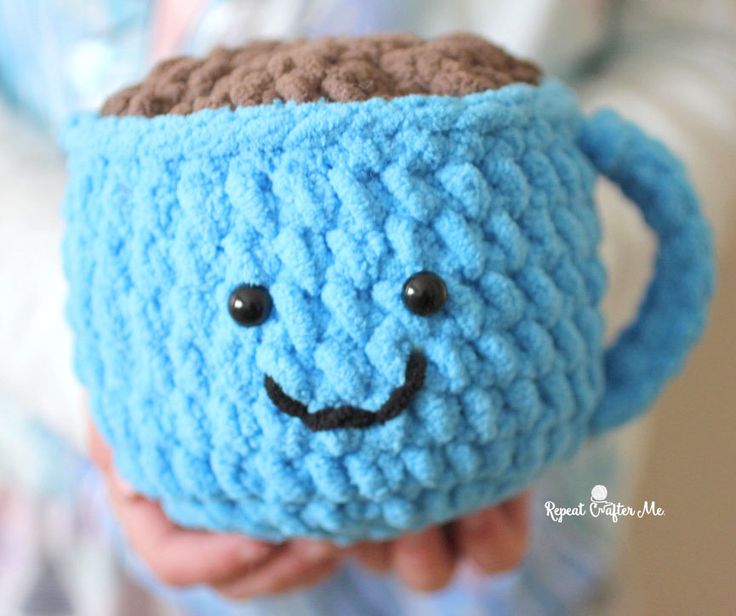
590;484;608;502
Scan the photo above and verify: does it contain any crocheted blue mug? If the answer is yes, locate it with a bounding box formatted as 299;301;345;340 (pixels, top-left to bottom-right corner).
62;43;714;543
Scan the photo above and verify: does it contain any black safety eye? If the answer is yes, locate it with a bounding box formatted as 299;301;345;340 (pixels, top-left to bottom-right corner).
228;284;272;327
402;271;448;316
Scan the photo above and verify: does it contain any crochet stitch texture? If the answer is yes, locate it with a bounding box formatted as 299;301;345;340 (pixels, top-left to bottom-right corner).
101;33;541;116
62;79;714;542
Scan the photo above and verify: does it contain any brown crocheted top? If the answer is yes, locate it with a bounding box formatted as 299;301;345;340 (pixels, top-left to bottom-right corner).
102;33;542;117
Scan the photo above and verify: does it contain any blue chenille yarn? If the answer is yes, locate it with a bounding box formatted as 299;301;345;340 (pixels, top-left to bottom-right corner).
61;79;714;543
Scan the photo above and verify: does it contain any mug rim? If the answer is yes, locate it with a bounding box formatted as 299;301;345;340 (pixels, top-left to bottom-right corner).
60;78;581;161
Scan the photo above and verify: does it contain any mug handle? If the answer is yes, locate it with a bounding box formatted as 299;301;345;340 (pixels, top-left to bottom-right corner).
578;110;715;435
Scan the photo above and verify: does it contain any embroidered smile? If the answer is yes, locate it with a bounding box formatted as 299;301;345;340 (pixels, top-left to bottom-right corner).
264;351;426;431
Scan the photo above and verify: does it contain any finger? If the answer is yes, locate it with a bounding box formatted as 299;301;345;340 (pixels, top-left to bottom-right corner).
107;479;277;587
455;491;531;574
110;469;140;499
391;526;456;592
214;539;340;598
86;416;113;472
281;557;342;592
265;556;342;595
214;539;342;599
351;541;392;573
500;490;532;534
87;414;139;499
217;556;342;599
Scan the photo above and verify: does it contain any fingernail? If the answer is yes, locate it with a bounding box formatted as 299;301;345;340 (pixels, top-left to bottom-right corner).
238;541;275;564
301;541;333;561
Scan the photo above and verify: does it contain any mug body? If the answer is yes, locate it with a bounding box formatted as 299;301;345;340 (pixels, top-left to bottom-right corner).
63;79;607;542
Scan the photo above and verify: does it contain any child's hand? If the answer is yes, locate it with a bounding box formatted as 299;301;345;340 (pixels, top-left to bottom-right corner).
88;419;343;596
89;417;529;596
351;492;530;591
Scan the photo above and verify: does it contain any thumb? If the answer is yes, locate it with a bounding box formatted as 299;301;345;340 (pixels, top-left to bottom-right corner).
86;413;113;473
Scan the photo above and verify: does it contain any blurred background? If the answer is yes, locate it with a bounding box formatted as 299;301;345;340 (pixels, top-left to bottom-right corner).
0;1;734;615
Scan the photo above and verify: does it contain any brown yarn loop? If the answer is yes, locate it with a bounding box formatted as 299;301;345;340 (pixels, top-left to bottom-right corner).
102;33;542;117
